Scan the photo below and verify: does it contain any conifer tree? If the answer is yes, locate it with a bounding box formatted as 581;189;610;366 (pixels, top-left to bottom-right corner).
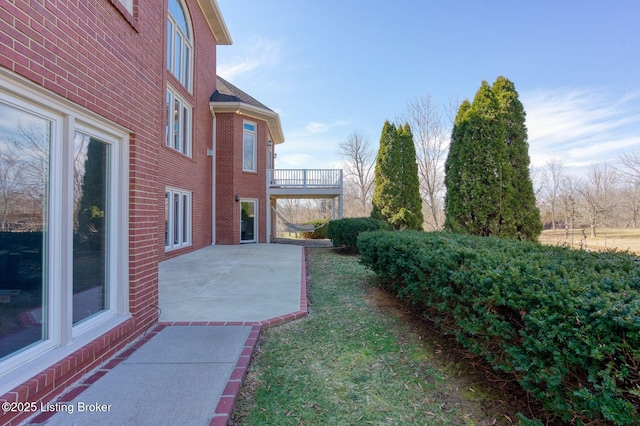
444;78;542;241
492;76;542;241
371;121;423;230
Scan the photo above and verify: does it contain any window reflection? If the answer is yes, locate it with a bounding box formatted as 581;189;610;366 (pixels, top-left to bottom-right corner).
0;102;49;360
73;132;109;324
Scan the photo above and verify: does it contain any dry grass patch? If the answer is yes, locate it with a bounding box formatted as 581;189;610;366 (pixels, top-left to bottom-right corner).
539;228;640;254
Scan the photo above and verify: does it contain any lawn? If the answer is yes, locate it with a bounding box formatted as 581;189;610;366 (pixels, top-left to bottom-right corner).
539;227;640;254
231;248;543;425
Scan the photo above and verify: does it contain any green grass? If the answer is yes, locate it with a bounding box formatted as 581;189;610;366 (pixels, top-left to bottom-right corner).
232;248;502;425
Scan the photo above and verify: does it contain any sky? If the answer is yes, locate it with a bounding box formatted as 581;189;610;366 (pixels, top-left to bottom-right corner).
216;0;640;177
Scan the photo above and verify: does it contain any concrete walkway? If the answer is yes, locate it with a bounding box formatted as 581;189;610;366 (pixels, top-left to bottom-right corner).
32;244;307;426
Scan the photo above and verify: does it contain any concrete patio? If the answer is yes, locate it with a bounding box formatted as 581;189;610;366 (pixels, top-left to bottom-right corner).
32;243;307;425
158;243;306;323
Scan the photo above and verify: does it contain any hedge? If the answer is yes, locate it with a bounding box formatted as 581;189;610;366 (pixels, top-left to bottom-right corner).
326;218;387;251
358;231;640;425
301;221;329;240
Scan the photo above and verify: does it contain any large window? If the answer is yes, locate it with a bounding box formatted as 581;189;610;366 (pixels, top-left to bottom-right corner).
165;88;191;156
0;75;129;393
243;121;257;172
167;0;193;90
165;187;191;251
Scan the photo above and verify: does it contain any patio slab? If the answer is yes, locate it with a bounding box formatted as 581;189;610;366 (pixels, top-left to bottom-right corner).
158;244;305;323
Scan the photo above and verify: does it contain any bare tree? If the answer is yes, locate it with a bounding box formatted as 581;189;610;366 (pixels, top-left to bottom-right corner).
0;148;24;231
618;181;640;228
558;175;580;242
0;121;49;232
619;148;640;181
338;131;375;217
541;159;566;231
579;163;618;237
617;148;640;227
400;95;448;230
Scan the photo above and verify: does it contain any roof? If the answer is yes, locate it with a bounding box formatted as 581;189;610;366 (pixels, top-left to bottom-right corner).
196;0;232;45
210;76;272;111
210;76;285;144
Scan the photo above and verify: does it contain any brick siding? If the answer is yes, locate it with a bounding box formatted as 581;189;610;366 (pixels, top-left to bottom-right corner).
0;0;225;423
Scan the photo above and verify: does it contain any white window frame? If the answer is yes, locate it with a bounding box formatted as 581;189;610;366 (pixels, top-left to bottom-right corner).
165;187;192;251
243;121;257;172
167;0;193;91
166;87;192;157
0;70;130;396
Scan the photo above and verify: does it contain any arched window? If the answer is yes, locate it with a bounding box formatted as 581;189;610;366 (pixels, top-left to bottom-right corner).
167;0;193;90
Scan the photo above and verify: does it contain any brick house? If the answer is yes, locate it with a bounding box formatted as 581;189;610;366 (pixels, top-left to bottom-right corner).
0;1;288;424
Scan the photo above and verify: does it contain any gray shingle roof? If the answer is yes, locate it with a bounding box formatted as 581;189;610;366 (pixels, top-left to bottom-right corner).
210;76;273;111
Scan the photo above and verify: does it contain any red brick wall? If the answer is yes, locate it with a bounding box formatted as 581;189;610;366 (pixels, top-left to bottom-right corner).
215;113;269;244
0;1;223;423
159;0;218;259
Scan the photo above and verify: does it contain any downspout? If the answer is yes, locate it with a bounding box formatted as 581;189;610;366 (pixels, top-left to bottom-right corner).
210;111;217;245
266;140;272;244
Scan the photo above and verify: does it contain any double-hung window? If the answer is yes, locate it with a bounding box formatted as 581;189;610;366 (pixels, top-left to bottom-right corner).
0;74;129;394
243;121;257;172
165;88;191;156
167;0;193;91
165;187;191;251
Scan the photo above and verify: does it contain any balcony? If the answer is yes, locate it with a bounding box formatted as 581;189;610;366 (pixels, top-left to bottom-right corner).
267;169;343;198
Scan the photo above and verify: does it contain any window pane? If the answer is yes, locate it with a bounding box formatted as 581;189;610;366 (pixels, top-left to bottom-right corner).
166;20;173;72
168;0;189;37
165;91;171;147
164;191;170;247
183;46;190;89
173;98;180;151
73;132;109;325
182;194;188;243
0;102;50;360
173;193;180;245
182;105;189;155
174;33;182;83
243;132;255;171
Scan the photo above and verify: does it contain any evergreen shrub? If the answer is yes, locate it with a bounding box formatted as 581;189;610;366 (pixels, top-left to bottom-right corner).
358;231;640;425
327;218;386;252
301;221;329;240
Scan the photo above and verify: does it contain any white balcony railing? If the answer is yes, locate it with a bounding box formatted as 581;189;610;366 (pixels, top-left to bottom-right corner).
268;169;343;189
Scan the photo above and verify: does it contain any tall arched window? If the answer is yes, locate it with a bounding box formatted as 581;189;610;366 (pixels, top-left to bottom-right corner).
167;0;193;90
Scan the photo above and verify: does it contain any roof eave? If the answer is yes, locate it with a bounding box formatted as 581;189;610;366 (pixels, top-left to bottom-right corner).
197;0;233;45
210;102;285;145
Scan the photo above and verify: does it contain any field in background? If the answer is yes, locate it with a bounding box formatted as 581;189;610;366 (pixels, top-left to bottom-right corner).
539;228;640;254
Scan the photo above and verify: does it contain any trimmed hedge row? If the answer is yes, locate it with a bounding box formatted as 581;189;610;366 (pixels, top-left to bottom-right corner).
327;218;387;251
358;231;640;425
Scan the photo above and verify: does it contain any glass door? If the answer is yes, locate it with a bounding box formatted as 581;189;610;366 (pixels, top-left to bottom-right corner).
240;200;257;243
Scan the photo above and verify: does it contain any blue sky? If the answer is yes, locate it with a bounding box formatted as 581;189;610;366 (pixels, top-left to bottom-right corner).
216;1;640;176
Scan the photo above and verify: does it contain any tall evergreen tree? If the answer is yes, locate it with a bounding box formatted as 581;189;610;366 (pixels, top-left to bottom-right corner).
492;76;542;241
444;78;542;241
371;121;423;230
